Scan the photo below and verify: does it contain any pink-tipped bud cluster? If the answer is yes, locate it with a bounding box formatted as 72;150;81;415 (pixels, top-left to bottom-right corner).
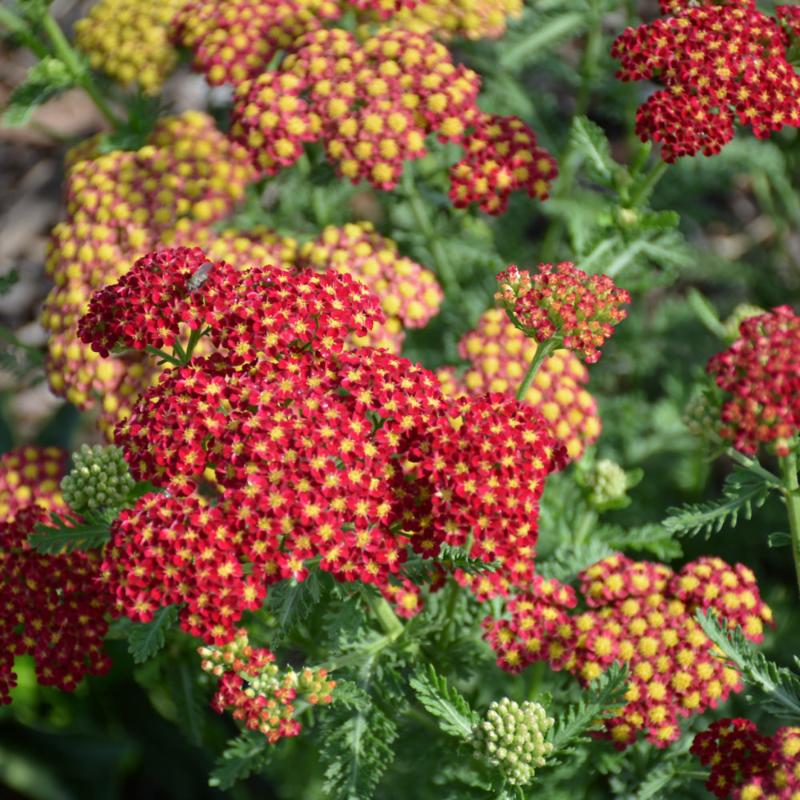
199;628;334;742
495;263;630;363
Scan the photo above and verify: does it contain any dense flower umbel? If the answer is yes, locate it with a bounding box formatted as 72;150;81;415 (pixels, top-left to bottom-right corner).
692;718;800;800
706;306;800;456
473;698;554;786
0;451;111;704
230;28;480;188
199;629;334;741
74;0;188;93
87;247;563;641
485;554;772;748
611;1;800;161
495;264;630;363
437;308;600;460
298;222;443;353
171;0;336;87
778;5;800;39
449;114;557;214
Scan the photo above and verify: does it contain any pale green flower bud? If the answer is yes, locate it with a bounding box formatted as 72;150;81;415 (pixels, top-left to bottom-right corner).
584;459;628;507
473;698;554;786
61;444;135;515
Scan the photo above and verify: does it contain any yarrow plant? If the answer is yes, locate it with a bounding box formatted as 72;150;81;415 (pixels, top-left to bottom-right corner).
1;0;799;797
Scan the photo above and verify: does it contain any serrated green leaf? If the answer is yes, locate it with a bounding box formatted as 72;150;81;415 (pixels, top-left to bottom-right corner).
3;57;74;126
662;466;775;539
409;663;479;740
29;511;110;554
570;116;615;185
167;659;205;746
209;731;272;790
127;606;178;664
264;571;323;644
499;12;587;70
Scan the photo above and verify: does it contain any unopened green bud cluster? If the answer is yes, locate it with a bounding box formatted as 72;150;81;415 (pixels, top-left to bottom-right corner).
683;386;723;444
723;303;764;342
61;444;135;515
584;459;627;506
473;698;554;786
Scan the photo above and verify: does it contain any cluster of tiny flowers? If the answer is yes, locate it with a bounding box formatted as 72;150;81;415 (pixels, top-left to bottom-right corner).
707;306;800;456
391;0;522;40
473;698;554;786
612;1;800;161
74;0;188;93
0;447;66;520
171;0;336;87
60;444;135;517
41;111;279;431
199;629;334;742
777;5;800;39
449;114;557;214
298;222;443;353
230;28;480;188
495;264;630;363
436;309;600;460
83;247;563;641
692;717;800;800
0;448;110;704
485;554;772;748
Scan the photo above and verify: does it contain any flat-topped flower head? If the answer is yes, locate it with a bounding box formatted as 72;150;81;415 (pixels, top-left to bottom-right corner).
78;247;239;357
485;553;772;748
449;114;557;215
612;1;800;161
707;305;800;456
495;263;630;363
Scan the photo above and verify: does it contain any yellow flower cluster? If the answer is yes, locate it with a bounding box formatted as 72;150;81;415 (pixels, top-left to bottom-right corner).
438;309;600;460
299;221;443;353
391;0;523;40
74;0;189;93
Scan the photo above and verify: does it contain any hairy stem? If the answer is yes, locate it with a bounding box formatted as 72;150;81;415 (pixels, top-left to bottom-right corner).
628;159;668;209
516;338;559;402
366;594;404;641
779;451;800;598
0;5;49;58
40;12;124;129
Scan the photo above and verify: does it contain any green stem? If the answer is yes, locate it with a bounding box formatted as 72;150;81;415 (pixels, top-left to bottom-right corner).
401;167;460;299
0;5;49;58
516;338;559;401
40;12;124;129
145;346;183;367
628;159;668;208
779;452;800;599
366;594;404;641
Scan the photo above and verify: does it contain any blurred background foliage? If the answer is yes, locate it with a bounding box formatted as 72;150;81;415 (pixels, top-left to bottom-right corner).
1;0;799;796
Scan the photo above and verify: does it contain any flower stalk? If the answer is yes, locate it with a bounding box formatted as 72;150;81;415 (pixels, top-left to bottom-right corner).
779;451;800;598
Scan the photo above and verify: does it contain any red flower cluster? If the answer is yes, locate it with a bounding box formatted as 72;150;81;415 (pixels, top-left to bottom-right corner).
231;28;480;188
692;718;800;799
437;308;600;460
199;628;334;741
0;448;110;704
707;306;800;456
612;1;800;161
778;5;800;38
485;554;772;748
298;222;443;353
495;263;630;363
449;114;557;214
88;247;563;642
171;0;336;87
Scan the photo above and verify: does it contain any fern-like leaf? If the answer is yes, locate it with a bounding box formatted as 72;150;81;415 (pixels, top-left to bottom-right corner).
697;611;800;722
662;467;774;538
29;511;111;554
208;731;272;790
126;606;178;664
264;571;323;644
409;663;479;740
549;662;628;754
320;696;398;800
